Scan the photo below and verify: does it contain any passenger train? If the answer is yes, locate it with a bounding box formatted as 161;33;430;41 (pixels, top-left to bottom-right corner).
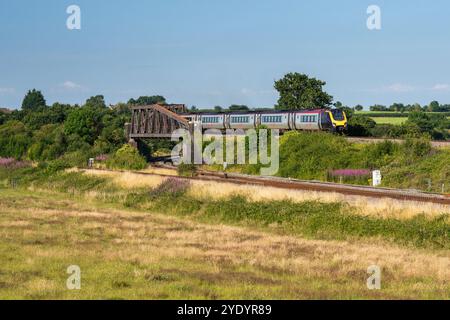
181;108;347;133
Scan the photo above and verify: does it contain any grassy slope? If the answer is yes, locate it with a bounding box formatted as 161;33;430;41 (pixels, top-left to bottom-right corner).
0;188;449;299
0;169;449;299
220;131;450;193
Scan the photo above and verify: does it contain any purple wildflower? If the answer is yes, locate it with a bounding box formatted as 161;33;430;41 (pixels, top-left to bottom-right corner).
95;154;109;161
330;169;371;177
0;158;29;169
149;178;190;197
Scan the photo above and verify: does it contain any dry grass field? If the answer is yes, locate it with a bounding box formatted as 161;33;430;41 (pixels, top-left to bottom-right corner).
0;187;449;299
82;169;450;220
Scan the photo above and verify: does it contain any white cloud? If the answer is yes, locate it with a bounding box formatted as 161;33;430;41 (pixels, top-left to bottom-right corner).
241;88;276;96
61;81;82;90
241;88;254;95
0;87;15;95
385;83;415;93
431;83;450;91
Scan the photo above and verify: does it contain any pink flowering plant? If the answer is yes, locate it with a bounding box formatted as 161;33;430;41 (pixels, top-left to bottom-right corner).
328;169;371;185
95;154;108;162
0;158;29;169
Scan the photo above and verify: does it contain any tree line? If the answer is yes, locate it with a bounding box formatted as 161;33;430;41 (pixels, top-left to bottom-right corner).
0;72;449;164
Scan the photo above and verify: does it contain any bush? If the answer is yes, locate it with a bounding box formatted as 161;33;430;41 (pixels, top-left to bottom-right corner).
0;121;31;159
402;136;432;159
106;144;147;170
347;115;376;136
273;131;356;180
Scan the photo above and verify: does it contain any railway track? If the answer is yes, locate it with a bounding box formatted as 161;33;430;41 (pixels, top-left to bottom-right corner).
346;136;450;148
85;165;450;206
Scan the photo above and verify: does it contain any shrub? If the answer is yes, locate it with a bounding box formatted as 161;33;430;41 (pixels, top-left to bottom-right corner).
106;144;147;170
0;121;31;159
347;115;376;136
402;136;432;159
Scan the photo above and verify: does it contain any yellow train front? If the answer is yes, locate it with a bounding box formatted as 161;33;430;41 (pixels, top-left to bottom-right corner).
182;108;348;133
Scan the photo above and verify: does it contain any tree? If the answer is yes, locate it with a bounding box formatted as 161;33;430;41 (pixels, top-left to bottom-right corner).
389;103;405;112
128;95;166;106
213;106;223;112
274;73;333;110
427;101;440;112
228;105;249;111
333;101;343;109
64;107;101;144
22;89;46;112
85;95;107;109
370;104;388;111
354;105;364;111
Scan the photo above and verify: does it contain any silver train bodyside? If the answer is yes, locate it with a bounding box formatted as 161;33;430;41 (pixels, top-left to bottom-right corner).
181;109;347;132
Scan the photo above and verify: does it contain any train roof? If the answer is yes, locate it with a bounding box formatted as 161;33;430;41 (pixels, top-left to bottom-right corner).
181;108;327;116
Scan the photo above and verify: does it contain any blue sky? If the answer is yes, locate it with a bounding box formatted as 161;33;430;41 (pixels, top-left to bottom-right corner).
1;0;450;109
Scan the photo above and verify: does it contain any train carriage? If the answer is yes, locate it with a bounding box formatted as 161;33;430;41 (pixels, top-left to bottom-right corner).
259;112;290;129
293;110;322;131
200;114;226;130
181;108;347;133
228;113;256;129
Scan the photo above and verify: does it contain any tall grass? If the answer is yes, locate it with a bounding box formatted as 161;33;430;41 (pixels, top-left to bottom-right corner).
1;166;448;249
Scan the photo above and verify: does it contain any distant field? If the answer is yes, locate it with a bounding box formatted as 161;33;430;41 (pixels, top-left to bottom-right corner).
354;111;450;126
371;117;407;125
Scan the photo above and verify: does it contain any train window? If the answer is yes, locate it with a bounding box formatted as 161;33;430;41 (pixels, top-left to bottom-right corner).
300;115;317;123
231;116;250;123
331;109;345;121
203;117;219;124
263;115;282;123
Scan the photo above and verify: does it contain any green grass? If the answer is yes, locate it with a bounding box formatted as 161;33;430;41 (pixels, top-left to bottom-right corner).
216;131;449;193
371;117;407;125
0;183;449;299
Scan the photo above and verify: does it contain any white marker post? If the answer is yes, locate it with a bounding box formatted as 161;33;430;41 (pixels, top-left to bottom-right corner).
372;170;382;187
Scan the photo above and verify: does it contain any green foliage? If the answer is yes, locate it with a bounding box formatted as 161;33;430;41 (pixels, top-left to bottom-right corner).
64;107;101;144
128;95;166;106
274;73;333;110
274;132;354;180
85;95;107;109
106;144;147;170
239;131;447;192
0;121;31;159
229;105;249;111
383;148;450;192
406;111;449;140
27;124;66;161
402;136;432;159
21;89;46;112
347;115;376;136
